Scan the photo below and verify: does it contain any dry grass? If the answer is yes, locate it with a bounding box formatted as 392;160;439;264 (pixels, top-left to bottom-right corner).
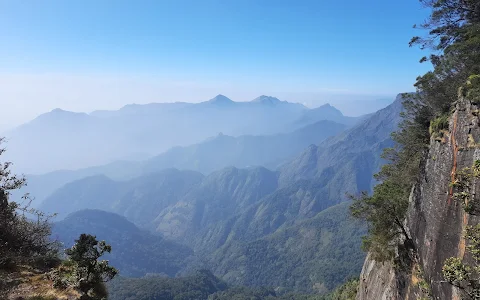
6;266;79;300
468;134;476;148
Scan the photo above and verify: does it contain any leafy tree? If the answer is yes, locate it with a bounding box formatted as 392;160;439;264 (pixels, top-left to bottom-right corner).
411;0;480;114
54;234;118;300
350;181;411;262
349;94;427;262
408;0;480;134
411;0;480;52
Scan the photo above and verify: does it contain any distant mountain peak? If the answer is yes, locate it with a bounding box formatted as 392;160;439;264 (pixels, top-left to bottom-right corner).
28;108;90;124
314;103;344;116
207;94;234;105
251;95;283;105
49;108;87;116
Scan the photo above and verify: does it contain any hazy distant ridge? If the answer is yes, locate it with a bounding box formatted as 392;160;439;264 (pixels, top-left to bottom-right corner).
5;95;359;174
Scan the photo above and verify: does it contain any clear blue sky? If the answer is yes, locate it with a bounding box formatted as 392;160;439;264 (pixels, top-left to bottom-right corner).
0;0;431;127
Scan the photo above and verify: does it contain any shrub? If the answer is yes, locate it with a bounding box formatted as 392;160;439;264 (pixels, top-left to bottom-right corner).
429;114;449;139
443;225;480;299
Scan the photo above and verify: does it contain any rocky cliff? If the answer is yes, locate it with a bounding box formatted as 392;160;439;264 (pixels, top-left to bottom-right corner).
357;97;480;300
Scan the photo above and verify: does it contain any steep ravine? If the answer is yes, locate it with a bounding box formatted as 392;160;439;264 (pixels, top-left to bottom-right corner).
357;97;480;300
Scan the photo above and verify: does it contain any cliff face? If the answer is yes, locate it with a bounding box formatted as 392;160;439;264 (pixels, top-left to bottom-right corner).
357;97;480;300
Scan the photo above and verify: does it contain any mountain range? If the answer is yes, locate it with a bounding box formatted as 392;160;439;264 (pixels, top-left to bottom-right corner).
21;119;345;207
4;95;359;174
36;94;404;294
53;209;193;277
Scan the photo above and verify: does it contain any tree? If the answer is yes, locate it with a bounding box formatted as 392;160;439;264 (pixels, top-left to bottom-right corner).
61;234;118;300
350;181;411;262
443;224;480;299
411;0;480;52
0;138;115;299
410;0;480;115
350;94;428;262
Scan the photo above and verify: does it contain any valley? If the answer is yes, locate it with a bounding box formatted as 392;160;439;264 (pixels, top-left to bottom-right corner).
4;94;401;297
2;1;477;299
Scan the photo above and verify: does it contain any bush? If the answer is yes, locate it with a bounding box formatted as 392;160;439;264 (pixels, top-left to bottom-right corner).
0;138;59;296
429;114;449;138
443;225;480;299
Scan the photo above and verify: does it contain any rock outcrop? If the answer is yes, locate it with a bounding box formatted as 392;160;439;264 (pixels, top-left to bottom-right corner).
357;97;480;300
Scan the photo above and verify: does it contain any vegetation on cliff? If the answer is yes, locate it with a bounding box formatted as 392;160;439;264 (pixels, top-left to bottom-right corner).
352;1;480;299
443;224;480;299
0;137;61;298
0;139;117;299
351;0;480;263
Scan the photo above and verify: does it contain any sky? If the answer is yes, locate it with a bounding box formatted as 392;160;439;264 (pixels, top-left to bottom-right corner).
0;0;432;130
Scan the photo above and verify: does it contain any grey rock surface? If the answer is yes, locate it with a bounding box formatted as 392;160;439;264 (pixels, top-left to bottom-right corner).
357;97;480;300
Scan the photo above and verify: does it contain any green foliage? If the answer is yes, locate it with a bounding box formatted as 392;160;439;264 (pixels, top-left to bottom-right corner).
0;138;60;297
108;270;228;300
53;234;117;300
429;114;449;139
349;96;431;263
39;97;401;296
472;160;480;175
48;175;366;294
208;202;366;293
53;209;193;278
462;75;480;103
410;0;479;50
325;278;358;300
210;287;342;300
443;257;471;284
352;0;480;264
108;270;357;300
413;264;432;297
443;224;480;299
349;95;432;263
350;180;411;262
411;0;480;115
208;286;277;300
451;162;480;215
